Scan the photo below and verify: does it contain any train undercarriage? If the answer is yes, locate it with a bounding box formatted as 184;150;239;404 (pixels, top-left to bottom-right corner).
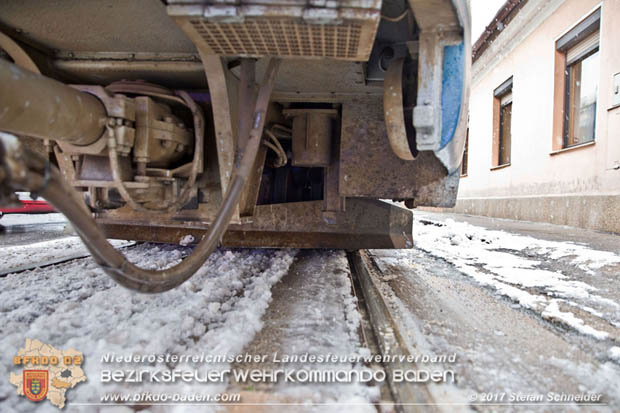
0;0;470;292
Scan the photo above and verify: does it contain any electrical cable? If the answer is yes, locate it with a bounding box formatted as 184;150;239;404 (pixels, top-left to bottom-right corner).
381;9;409;23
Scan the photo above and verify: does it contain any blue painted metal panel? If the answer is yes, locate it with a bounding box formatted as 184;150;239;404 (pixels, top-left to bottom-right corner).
440;42;464;149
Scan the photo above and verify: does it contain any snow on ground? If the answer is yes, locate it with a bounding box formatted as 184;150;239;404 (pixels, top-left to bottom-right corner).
0;244;297;413
542;300;609;340
0;237;133;273
370;213;620;411
548;357;620;403
226;250;379;412
411;213;620;341
609;347;620;363
270;250;379;410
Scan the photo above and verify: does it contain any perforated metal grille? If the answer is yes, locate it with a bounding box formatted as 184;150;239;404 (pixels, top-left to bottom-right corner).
189;19;363;59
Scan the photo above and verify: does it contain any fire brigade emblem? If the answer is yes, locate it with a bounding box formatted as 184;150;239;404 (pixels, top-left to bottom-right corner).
23;370;49;402
11;339;86;408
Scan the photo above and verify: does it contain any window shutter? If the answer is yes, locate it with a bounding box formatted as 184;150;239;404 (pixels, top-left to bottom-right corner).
566;30;599;64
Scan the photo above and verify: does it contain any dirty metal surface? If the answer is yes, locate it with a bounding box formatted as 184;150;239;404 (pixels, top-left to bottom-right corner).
339;97;459;207
201;54;238;199
284;108;337;167
53;58;206;90
384;57;415;161
167;0;381;61
256;58;383;98
0;30;39;73
0;0;196;54
98;199;413;250
406;0;461;33
0;59;106;145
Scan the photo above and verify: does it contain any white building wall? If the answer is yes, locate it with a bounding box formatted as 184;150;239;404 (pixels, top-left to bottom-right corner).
454;0;620;232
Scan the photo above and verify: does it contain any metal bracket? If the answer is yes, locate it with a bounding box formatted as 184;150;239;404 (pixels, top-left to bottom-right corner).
384;57;416;160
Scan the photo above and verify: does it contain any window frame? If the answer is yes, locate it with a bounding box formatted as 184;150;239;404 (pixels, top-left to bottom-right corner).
460;128;469;177
552;8;601;152
562;46;599;148
492;76;513;169
499;95;512;165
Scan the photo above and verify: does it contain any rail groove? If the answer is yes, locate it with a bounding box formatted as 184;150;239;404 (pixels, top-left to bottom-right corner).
349;250;437;413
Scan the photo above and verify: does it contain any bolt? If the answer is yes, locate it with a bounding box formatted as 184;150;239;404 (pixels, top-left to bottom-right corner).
161;140;172;148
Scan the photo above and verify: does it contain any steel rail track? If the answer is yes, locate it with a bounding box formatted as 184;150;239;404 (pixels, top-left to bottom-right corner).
0;242;137;277
348;250;437;413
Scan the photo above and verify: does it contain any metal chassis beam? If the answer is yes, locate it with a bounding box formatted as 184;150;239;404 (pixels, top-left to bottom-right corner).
97;199;414;250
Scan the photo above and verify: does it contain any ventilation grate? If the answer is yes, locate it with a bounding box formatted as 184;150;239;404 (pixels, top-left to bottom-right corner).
189;19;363;59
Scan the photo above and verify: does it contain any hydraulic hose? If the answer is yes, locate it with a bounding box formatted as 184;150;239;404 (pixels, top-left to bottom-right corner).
0;58;281;293
104;84;205;214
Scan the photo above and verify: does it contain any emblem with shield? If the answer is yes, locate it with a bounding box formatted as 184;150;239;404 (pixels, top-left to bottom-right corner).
23;370;48;402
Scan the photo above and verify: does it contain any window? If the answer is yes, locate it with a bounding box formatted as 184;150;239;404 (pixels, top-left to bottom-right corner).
499;93;512;164
564;34;599;147
553;8;600;150
461;128;469;176
492;77;513;168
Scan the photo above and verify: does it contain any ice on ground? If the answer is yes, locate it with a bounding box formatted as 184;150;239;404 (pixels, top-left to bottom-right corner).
0;244;297;413
410;214;620;340
0;237;133;273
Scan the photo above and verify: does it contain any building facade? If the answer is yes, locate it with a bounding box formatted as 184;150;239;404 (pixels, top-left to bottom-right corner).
454;0;620;233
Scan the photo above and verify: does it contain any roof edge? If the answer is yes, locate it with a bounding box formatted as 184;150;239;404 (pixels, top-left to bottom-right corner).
472;0;529;62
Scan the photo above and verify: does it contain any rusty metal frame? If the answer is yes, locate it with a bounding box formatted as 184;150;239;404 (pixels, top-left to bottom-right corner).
199;53;241;222
339;96;458;207
384;57;415;161
200;54;238;193
99;198;412;250
323;124;346;216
